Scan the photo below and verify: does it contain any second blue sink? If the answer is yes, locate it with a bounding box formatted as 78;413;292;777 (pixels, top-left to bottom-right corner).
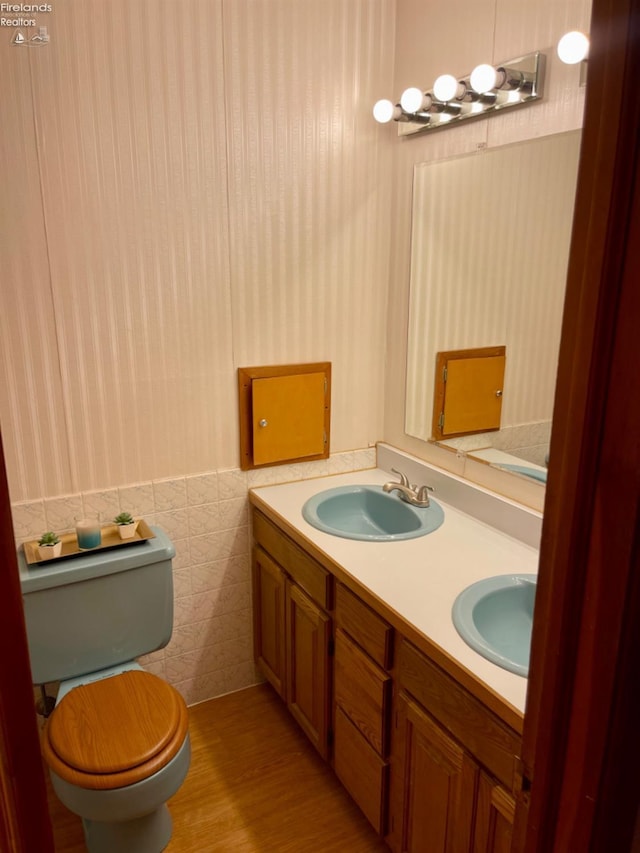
302;485;444;541
452;574;537;676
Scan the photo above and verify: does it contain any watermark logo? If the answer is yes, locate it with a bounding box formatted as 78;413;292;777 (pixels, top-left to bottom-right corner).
3;4;52;46
12;25;48;44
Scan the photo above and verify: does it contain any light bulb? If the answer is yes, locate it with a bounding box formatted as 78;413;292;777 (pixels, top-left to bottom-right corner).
400;87;427;113
557;30;589;64
470;64;498;94
372;99;397;123
433;74;460;102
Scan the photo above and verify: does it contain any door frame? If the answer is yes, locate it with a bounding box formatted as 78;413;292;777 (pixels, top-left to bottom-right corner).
514;0;640;849
1;0;639;849
0;430;54;851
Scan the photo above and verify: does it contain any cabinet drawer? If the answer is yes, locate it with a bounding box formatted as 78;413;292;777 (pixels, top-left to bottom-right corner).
336;583;393;669
398;639;521;790
334;706;388;835
335;628;391;756
253;510;332;609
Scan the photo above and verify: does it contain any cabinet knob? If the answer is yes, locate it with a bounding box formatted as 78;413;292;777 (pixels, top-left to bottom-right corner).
259;418;268;428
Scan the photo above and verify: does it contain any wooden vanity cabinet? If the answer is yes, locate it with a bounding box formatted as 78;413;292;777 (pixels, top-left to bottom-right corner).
388;639;519;853
473;772;516;853
252;545;286;697
252;510;333;759
251;505;522;852
391;689;478;852
333;583;393;835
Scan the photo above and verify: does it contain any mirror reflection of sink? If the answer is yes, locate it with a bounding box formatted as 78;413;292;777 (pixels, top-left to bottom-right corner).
498;463;547;484
301;485;444;542
452;574;537;676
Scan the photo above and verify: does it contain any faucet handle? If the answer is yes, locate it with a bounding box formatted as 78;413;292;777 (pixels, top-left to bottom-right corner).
391;468;410;487
416;484;434;504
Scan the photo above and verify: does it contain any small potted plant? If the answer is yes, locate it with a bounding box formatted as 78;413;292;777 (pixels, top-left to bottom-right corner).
114;512;137;539
38;531;62;560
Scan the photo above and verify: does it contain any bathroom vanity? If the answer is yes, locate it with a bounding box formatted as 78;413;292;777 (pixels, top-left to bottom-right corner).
249;464;539;853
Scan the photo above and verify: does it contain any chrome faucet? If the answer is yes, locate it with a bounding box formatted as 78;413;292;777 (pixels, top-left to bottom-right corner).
382;468;434;508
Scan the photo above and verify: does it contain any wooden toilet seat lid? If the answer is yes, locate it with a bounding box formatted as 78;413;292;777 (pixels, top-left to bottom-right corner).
44;670;188;788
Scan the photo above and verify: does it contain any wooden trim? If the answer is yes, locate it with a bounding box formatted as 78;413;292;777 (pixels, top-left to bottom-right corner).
0;430;54;852
514;0;640;850
238;362;331;470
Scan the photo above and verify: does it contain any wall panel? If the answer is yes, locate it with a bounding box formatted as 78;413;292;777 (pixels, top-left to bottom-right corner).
26;0;233;494
0;42;71;500
2;0;395;501
224;0;394;452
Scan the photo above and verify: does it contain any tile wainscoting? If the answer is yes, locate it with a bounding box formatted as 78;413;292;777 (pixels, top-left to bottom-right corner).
13;448;376;707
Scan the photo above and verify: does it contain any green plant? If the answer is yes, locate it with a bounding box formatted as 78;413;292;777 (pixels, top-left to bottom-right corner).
114;512;135;526
38;531;60;546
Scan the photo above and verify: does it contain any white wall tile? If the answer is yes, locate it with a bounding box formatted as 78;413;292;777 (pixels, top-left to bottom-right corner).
82;489;121;521
186;473;219;507
187;504;220;537
217;469;249;500
152;478;187;512
118;483;155;517
44;494;83;532
11;502;47;542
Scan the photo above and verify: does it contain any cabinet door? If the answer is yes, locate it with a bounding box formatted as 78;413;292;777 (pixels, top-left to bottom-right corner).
473;772;515;853
390;691;478;853
286;580;332;759
252;546;286;698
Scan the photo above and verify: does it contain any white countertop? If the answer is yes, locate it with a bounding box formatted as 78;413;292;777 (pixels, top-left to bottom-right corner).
251;468;539;717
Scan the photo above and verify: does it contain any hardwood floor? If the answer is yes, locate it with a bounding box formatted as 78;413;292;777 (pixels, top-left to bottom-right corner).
46;683;388;851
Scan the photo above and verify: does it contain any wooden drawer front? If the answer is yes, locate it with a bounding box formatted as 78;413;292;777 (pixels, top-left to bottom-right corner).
334;706;388;835
398;640;521;791
335;629;391;756
253;510;332;609
335;583;393;669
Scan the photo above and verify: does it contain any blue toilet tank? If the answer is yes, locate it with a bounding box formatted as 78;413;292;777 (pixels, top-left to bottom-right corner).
18;527;176;685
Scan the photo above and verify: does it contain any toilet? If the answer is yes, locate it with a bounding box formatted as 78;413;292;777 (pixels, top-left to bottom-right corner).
18;526;191;853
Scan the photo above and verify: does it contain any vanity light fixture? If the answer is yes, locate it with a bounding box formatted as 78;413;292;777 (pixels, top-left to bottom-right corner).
557;30;589;64
372;99;399;123
372;98;430;125
373;50;545;137
557;30;589;87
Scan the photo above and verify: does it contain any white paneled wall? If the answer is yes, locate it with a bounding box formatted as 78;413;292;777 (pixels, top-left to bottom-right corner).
224;0;393;452
2;0;393;706
1;0;395;502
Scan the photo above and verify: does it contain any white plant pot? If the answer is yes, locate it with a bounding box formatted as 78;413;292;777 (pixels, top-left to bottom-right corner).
38;541;62;560
117;522;137;539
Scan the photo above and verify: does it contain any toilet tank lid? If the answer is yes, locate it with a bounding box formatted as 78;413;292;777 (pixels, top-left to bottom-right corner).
18;526;175;594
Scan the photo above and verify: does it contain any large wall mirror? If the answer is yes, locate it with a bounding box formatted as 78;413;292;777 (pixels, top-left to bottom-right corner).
405;130;582;486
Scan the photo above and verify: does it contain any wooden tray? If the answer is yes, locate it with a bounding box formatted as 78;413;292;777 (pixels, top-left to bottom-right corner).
23;519;155;566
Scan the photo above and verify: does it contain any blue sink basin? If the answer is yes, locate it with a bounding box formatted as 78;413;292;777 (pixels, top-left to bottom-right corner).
452;574;537;676
301;485;444;542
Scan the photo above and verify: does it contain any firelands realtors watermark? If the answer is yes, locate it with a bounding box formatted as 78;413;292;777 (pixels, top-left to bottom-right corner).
2;3;52;45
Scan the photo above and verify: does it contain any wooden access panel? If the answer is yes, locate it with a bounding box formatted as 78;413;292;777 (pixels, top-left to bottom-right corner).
432;347;505;440
238;363;331;469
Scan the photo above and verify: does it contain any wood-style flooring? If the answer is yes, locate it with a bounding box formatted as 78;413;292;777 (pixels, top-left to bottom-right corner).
46;683;388;851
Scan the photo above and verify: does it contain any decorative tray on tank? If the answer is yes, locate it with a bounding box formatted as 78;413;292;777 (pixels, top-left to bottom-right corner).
22;519;156;566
